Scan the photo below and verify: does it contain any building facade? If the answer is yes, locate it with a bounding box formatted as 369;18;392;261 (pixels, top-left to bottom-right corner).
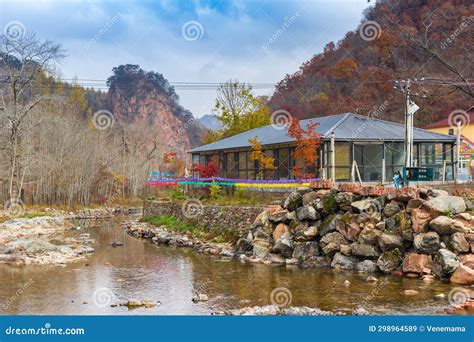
190;113;457;183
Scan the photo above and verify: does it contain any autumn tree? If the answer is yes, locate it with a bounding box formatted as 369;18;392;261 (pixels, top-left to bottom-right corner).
249;137;275;179
287;118;321;179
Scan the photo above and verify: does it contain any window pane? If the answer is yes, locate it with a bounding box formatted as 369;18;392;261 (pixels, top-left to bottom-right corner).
279;148;289;180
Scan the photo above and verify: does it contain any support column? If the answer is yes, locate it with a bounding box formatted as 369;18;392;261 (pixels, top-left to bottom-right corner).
330;132;336;183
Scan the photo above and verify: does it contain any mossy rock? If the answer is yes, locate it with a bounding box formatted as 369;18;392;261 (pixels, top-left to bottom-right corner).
318;214;339;236
376;248;402;274
322;193;338;214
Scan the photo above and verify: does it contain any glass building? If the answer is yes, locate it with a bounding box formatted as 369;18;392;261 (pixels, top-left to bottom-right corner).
190;113;456;182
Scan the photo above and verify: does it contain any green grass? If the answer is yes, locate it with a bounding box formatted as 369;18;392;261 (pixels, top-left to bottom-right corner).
20;211;50;219
142;215;238;243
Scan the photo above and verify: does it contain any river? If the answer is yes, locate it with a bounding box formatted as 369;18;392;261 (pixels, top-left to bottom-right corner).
0;217;457;315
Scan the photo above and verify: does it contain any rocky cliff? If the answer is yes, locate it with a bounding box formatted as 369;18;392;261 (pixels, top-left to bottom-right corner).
106;64;204;153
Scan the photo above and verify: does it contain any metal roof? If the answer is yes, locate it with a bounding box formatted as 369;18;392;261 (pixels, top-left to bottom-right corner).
190;112;455;153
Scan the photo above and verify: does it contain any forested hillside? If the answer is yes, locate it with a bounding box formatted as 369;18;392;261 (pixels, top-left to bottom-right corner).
269;0;473;126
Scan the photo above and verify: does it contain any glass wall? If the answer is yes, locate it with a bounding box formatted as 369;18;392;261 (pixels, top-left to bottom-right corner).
354;143;384;182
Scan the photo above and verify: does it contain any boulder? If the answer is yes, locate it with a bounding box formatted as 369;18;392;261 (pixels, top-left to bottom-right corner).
302;191;318;206
335;192;354;211
383;201;401;217
336;215;361;241
272;223;290;241
302;225;318;239
356;260;379;273
252;239;271;259
459;254;474;268
273;232;293;258
427;189;449;198
411;208;432;233
429;216;465;235
340;244;352;255
269;253;286;264
384;211;410;234
377;248;402;273
283;191;303;212
450;264;474;285
351;243;380;258
268;208;290;224
235;238;253;254
321;192;339;214
351;199;378;215
402;253;432;274
448;232;470;254
330;252;358;270
464;199;474;211
319;232;348;257
432;248;459;279
358;228;381;245
296;205;319;221
406;198;424;213
318;214;340;236
292;241;319;260
378;233;404;252
413;232;440;254
424;195;467;215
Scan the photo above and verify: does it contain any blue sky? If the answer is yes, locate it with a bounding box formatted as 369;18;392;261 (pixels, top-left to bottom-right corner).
1;0;371;117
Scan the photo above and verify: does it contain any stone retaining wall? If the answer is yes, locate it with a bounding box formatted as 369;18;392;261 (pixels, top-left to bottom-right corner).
143;200;267;234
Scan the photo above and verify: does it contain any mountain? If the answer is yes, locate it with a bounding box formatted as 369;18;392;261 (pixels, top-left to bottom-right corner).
106;64;205;151
199;114;222;131
268;0;473;127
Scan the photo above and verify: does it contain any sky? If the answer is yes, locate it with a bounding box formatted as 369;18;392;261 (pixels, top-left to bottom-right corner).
1;0;372;117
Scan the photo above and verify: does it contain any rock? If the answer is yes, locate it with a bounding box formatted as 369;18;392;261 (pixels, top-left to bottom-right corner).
268;208;289;224
377;248;402;273
273;232;293;258
384;211;411;234
432;248;460;279
343;279;351;287
351;199;377;215
302;225;318;239
272;223;290;241
424;195;467;215
422;274;435;282
318;214;340;236
192;294;209;302
321;192;339;214
283;191;303;212
375;221;385;230
235;238;253;254
455;212;472;222
336;214;361;241
378;233;404;252
330;252;358;270
413;232;440;254
429;216;465;235
448;232;470;254
383;201;401;217
411;208;432;233
121;299;159;308
450;265;474;285
335;192;354;211
296;205;319;221
403;290;419;296
292;241;319;260
358;228;381;245
459;254;474;268
269;253;286;264
302;191;318;206
356;260;379;273
464;199;474;211
320;232;348;257
351;243;380;258
366;275;378;282
402;253;432;274
340;244;352;256
252;239;271;259
406;198;424;213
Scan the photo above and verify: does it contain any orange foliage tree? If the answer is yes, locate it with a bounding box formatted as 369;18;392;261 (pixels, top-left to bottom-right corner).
249;137;275;179
287;118;321;179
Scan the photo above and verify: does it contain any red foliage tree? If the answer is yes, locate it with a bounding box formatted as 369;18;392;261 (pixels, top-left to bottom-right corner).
192;162;219;178
287;118;321;179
